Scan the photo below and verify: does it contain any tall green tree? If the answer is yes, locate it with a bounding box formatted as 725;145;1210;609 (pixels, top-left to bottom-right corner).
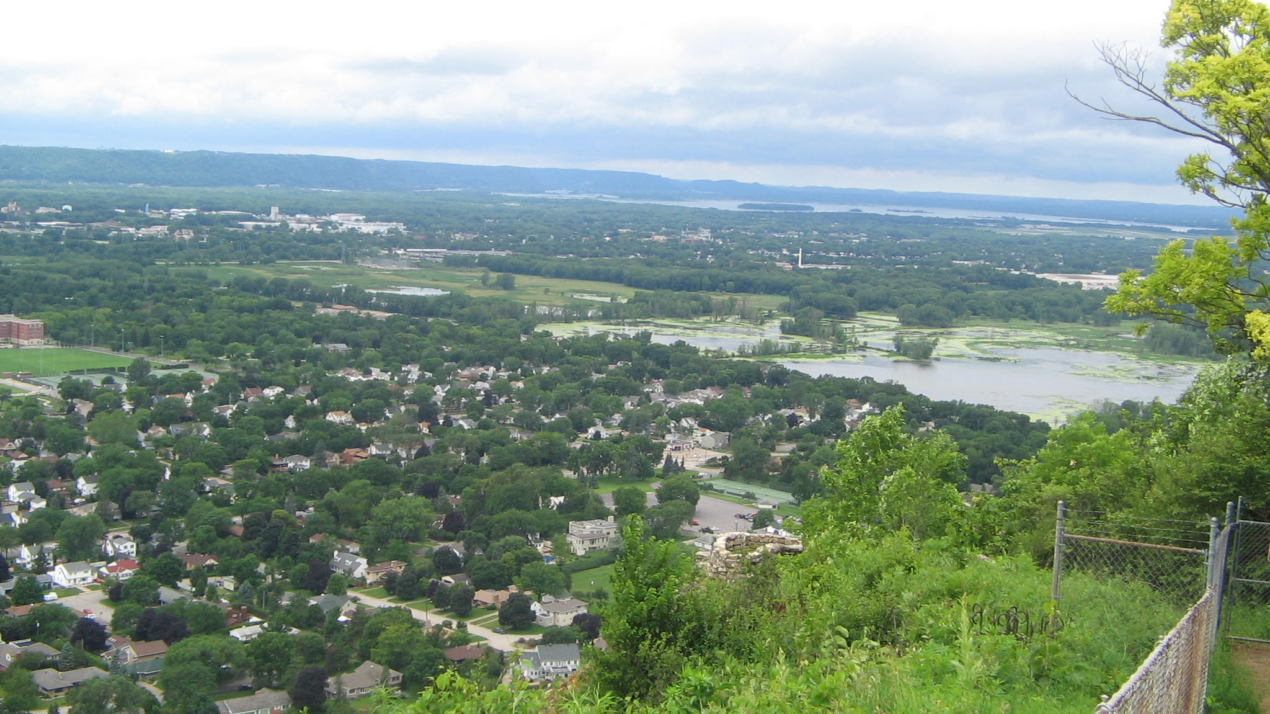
1084;0;1270;357
590;515;698;700
806;405;965;539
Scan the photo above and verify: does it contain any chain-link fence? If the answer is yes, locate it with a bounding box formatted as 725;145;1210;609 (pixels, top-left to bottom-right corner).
1223;517;1270;645
1056;506;1213;606
1048;503;1230;714
1093;587;1218;714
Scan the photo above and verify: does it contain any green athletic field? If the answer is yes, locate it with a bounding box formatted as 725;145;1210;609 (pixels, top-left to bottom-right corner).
0;348;132;376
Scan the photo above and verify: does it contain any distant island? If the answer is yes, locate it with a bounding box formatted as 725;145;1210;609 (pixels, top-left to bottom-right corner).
738;202;815;212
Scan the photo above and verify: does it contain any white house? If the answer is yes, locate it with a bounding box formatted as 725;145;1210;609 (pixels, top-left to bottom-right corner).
7;482;36;503
566;517;619;557
16;543;55;567
280;455;311;472
104;534;137;559
520;644;581;681
75;475;99;499
329;551;368;580
325;411;354;426
532;597;588;628
51;561;95;588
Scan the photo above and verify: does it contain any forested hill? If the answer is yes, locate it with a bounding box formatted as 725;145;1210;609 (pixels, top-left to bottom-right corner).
0;144;1237;228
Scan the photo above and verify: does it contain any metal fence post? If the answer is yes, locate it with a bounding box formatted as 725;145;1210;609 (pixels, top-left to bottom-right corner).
1206;517;1219;589
1051;500;1065;610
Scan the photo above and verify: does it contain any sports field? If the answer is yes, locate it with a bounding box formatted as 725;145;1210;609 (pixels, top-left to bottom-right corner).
0;348;132;376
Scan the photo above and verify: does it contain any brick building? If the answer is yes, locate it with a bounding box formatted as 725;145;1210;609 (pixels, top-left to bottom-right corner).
0;315;44;346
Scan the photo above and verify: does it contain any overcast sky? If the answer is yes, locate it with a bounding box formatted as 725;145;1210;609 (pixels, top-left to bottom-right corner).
0;0;1211;204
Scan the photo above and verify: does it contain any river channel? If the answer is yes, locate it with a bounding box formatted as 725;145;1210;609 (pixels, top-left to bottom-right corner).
780;350;1199;423
549;320;1202;423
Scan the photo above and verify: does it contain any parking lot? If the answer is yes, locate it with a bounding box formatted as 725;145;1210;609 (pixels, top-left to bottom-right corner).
689;494;757;536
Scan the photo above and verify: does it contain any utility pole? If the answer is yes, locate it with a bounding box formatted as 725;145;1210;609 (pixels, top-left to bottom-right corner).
89;323;95;350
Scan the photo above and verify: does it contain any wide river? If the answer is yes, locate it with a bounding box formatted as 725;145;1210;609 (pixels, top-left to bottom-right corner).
781;349;1200;422
554;322;1204;423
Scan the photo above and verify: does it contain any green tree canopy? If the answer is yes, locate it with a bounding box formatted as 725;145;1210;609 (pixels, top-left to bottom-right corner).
1085;0;1270;357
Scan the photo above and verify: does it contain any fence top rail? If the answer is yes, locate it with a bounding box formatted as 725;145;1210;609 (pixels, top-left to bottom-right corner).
1064;533;1206;555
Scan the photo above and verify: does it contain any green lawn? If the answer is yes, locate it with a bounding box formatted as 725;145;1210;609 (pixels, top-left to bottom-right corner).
572;564;614;595
0;348;131;376
594;477;658;494
53;587;83;598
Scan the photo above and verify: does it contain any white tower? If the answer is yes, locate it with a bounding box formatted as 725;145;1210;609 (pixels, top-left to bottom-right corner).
798;248;803;268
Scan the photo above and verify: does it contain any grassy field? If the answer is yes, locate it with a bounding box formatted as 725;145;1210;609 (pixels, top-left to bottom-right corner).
573;563;614;595
0;348;132;376
186;261;786;311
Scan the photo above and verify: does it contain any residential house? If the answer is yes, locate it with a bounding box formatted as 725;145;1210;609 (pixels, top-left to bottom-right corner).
329;551;368;581
103;533;137;559
15;543;55;567
308;593;351;615
107;638;169;677
0;640;59;670
444;644;485;664
326;661;402;699
99;559;140;581
185;422;213;438
698;431;731;450
473;588;516;609
180;553;217;570
7;481;35;503
0;504;23;528
325;411;354;426
532;597;588;628
278;454;311;472
216;689;293;714
364;560;406;585
31;666;109;696
520;644;581;681
51;561;95;588
75;475;99;499
339;448;369;465
566;517;620;556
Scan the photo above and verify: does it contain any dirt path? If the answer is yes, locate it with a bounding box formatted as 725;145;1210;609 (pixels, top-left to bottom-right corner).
1232;641;1270;713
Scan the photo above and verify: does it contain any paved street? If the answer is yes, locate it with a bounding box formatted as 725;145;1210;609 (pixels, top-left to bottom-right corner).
51;588;112;622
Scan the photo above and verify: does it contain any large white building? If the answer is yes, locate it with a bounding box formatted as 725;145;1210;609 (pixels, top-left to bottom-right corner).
566;517;619;557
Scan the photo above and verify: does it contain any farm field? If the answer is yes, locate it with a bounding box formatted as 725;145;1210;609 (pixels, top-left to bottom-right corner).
0;348;132;376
